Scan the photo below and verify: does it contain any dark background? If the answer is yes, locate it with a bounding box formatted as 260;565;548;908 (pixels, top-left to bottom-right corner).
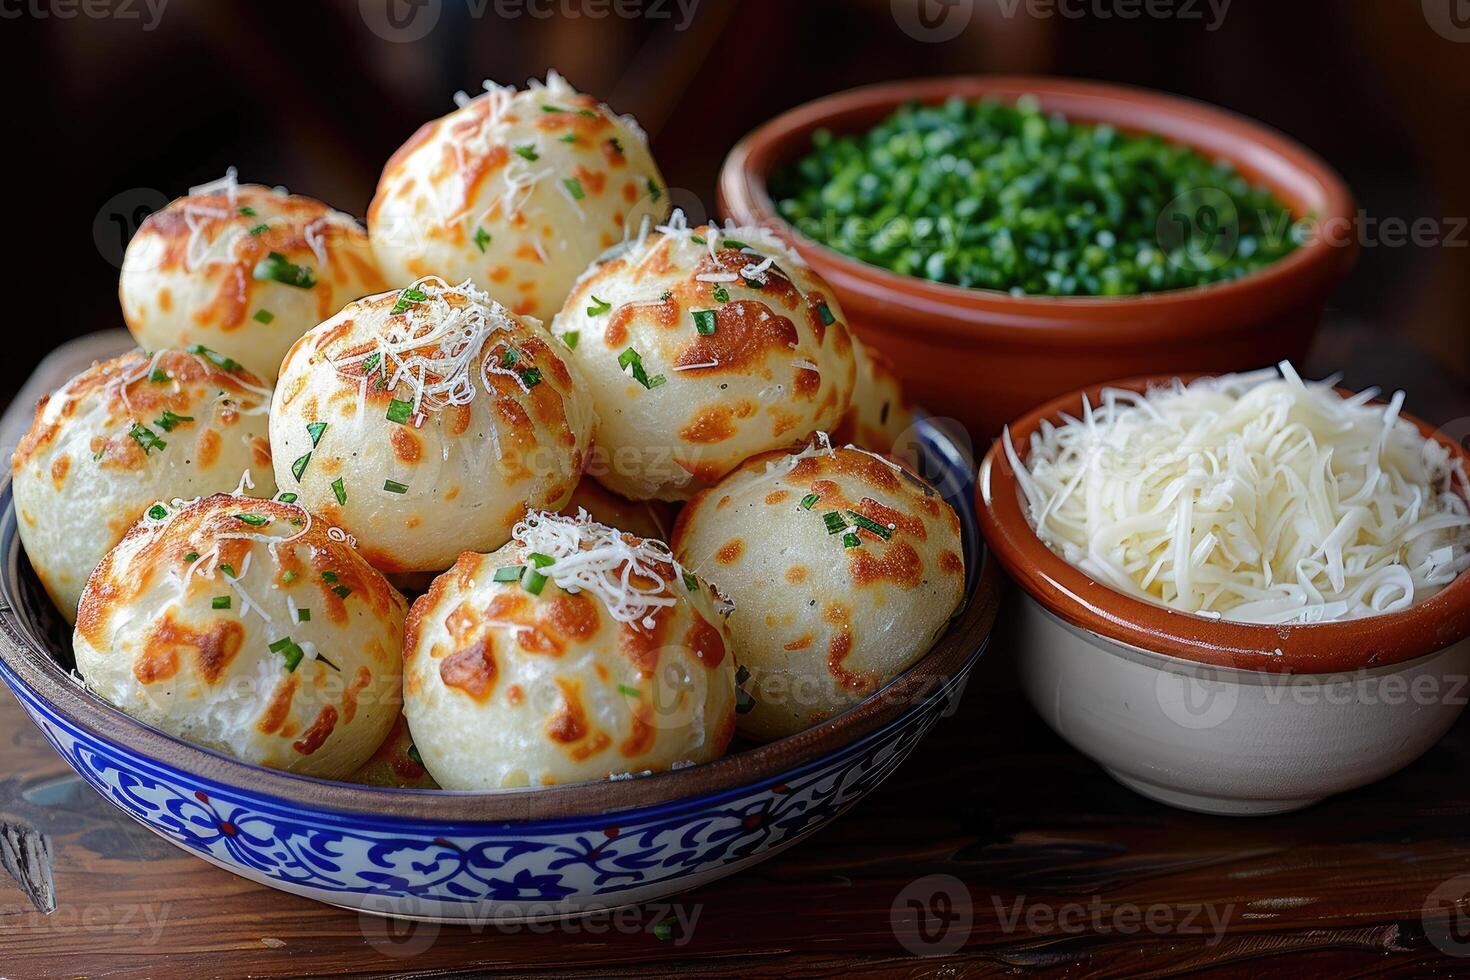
2;0;1466;400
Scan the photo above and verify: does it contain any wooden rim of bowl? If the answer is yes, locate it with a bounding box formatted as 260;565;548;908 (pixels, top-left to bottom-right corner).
718;75;1358;339
976;372;1470;674
0;510;1001;825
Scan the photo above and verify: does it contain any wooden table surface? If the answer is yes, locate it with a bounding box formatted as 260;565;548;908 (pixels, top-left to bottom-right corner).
2;325;1469;978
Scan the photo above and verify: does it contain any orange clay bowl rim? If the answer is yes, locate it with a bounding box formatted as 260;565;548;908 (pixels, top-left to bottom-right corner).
976;372;1470;675
718;75;1357;340
0;525;1001;823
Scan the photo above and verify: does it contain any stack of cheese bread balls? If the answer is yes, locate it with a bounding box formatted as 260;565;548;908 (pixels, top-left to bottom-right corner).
10;72;964;793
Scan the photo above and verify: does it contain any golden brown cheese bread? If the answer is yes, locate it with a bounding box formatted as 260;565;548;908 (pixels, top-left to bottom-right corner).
832;339;918;461
673;440;965;741
269;277;595;574
11;349;274;622
551;215;858;500
72;493;406;778
402;511;737;790
369;72;668;322
120;175;386;381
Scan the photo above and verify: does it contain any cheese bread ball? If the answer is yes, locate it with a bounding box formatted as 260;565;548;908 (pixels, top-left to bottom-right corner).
72;493;407;778
560;477;675;542
120;175;387;381
673;441;965;741
369;72;669;322
11;349;274;623
553;216;858;500
270;277;595;574
403;511;738;789
832;339;918;460
349;713;439;789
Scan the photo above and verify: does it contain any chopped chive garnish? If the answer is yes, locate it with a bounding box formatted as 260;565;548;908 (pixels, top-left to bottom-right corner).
654;921;674;941
690;235;706;245
712;285;730;303
212;596;231;609
682;571;698;591
390;285;428;315
617;684;640;698
692;310;718;335
563;178;585;201
150;368;169;383
607;137;623;153
383;479;409;494
306;421;327;446
541;104;566;113
528;552;556;569
723;239;749;251
519;367;542;388
332;584;352;600
153;409;194;432
268;636;305;672
522;570;549;595
562;330;580;350
386;399;413;424
184;551;200;563
253;251;316;289
282;570;297;583
234;513;270;527
659;290;673;301
253;308;275;324
277;492;297;503
559;133;578;144
128;423;166;455
248;223;269;237
799;493;820;510
473;227;491;252
321;571;339;583
822;511;848;534
330;477;347;506
617;347;665;390
219;563;236;578
92;446;107;462
847;511;894;541
238;206;256;217
500;348;520;368
291;452;311;482
362;352;381;375
407;745;424;766
493;565;523;583
514;144;539;161
188;344;241;372
577;108;598;117
647;178;662;202
147;504;168;520
816;302;836;326
297;607;311;622
587;294;612;316
842;531;861;549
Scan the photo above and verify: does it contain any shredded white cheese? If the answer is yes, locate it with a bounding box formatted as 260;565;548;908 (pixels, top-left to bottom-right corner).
1004;363;1470;624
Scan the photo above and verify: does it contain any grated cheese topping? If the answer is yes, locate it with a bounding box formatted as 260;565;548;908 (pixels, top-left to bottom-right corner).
1004;362;1470;624
510;510;709;629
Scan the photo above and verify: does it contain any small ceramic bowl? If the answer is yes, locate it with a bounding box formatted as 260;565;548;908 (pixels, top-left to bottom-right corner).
977;375;1470;816
0;420;998;921
719;76;1358;438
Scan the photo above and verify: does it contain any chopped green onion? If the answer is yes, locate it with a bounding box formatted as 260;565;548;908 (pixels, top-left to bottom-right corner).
219;563;236;578
577;108;598;118
297;607;311;622
253;308;275;324
383;480;409;494
617;684;640;698
212;596;231;609
268;636;304;672
238;206;257;217
473;227;491;252
234;513;270;527
541;104;566;113
647;179;662;202
306;421;327;446
654;921;674;941
822;511;848;535
331;477;347;506
92;446;107;462
816;302;836;326
617;347;665;390
253;251;316;289
690;235;706;245
291;453;311;482
153;409;194;432
559;133;578;144
128;423;166;456
562;330;580;350
500;348;520;368
659;290;673;301
522;552;555;596
799;493;820;510
493;565;524;583
185;551;200;563
519;367;542;388
282;570;297;583
683;571;699;591
248;223;269;237
386;399;413;424
842;531;861;549
322;571;339;583
332;584;352;600
587;294;612;316
149;368;169;383
514;144;539;161
563;178;585;201
692;310;718;335
406;744;424;766
390;285;428;315
147;504;168;520
847;511;894;541
723;239;749;251
278;492;297;504
607;137;623;153
528;553;556;569
188;345;241;372
362;352;382;375
712;285;730;304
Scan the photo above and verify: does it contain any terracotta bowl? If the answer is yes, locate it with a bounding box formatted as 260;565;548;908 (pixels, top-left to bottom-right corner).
0;418;998;922
977;373;1470;816
719;76;1359;439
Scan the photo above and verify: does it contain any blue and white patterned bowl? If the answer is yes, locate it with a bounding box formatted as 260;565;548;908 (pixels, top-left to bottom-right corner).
0;420;997;922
